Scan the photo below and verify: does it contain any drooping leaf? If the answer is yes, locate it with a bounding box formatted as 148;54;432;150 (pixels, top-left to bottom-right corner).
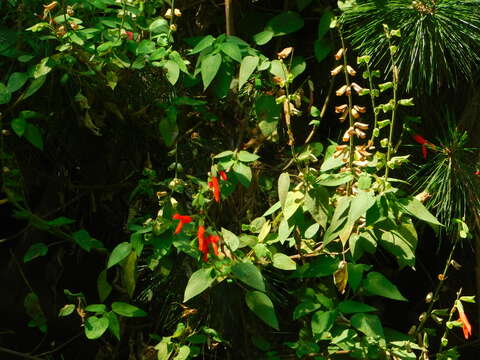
363;271;407;301
245;291;279;330
238;55;259;90
97;270;112;303
111;302;147;317
0;82;12;105
122;251;137;298
107;242;132;269
190;35;215;54
104;311;120;340
23;243;48;263
311;310;337;338
237;150;259;162
164;60;180;85
350;313;384;339
7;72;29;93
149;17;169;34
282;191;304;220
201;53;222;90
183;267;215;302
221;227;239;252
232;262;265;291
278;172;290;208
84;316;109;339
338;300;377;314
221;41;242;62
58;304;75;317
398;197;442;227
23;123;43;150
272;253;297;270
233;162;252;187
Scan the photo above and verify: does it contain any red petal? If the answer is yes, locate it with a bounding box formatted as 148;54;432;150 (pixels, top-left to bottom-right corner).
179;215;192;223
174;222;183;234
197;226;205;251
126;31;133;40
172;213;182;220
475;171;480;176
412;134;427;145
459;311;472;339
212;177;220;203
219;171;228;181
422;144;428;159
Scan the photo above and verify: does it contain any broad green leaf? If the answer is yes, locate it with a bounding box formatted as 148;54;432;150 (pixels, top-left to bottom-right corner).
245;291;279;330
317;172;353;186
292;256;339;278
263;201;281;217
149;17;169;33
111;302;147;317
58;304;75;317
323;196;350;246
104;311;120;340
33;57;52;79
268;11;304;36
237;150;259;162
73;229;104;252
278;172;290;208
136;40;155;55
107;242;132;269
293;301;321;320
7;72;29;93
122;251;137;298
351;313;384;339
255;94;280;136
317;11;332;39
201;53;222;90
311;310;337;337
296;0;313;11
47;216;75;226
363;272;407;301
11;116;27;136
232;262;265;291
398;197;442;227
97;269;112;303
23;76;46;100
0;82;12;105
283;191;304;220
338;300;377;314
290;56;306;79
85;304;107;313
304;223;320;239
222;227;239;251
304;187;329;230
221;41;242;62
174;346;190;360
211;60;234;99
24;123;43;150
347;263;371;292
85;316;109;339
269;60;287;81
349;192;376;225
272;253;296;270
233;162;252;187
380;220;418;268
314;38;332;63
190;35;215;54
214;150;234;158
184;267;215;302
23;243;48;263
253;29;274;45
164;60;180;85
238;55;259;90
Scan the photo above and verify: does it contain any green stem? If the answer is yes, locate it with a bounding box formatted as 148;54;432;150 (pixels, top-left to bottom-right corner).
366;61;379;144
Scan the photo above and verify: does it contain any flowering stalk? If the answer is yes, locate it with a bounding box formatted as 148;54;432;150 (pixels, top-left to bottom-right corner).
208;176;220;203
172;213;192;234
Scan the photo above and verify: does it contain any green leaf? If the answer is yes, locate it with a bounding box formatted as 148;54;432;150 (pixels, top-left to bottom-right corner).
293;301;321;320
363;272;407;301
238;55;259;90
104;311;120;340
97;270;112;303
190;35;215;54
23;243;48;263
237;150;259;162
183;267;215;302
73;229;104;252
7;72;29;93
136;40;156;55
11;116;27;137
149;17;169;34
253;29;274;45
311;310;337;337
164;60;180;85
122;251;137;298
221;41;242;62
380;220;418;268
292;256;339;278
317;11;332;39
201;53;222;90
23;76;46;100
85;316;109;339
85;304;107;313
255;94;280;136
221;227;239;252
283;191;304;220
232;262;265;291
398;197;442;227
269;59;287;81
0;82;12;105
272;253;296;270
174;346;190;360
214;150;234;158
24;123;43;150
304;187;329;230
347;263;371;292
33;57;52;79
268;11;304;36
47;216;75;226
304;223;320;239
233;162;252;187
58;304;75;317
314;38;332;63
278;172;290;208
245;291;279;330
111;302;147;317
350;313;384;339
107;242;132;269
159;106;179;147
338;300;377;314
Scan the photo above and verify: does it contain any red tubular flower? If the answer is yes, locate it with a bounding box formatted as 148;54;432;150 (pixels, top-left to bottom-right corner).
209;176;220;203
126;31;134;40
219;171;228;181
411;134;432;160
475;170;480;176
458;309;472;339
209;235;220;256
197;225;206;252
172;214;192;234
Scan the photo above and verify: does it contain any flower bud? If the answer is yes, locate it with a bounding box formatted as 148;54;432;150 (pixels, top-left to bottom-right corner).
277;47;293;59
66;5;74;16
425;292;433;303
331;65;343;76
43;1;58;12
70;21;79;30
170;24;177;31
335;104;348;113
354;105;367;113
335;48;345;60
351;82;363;93
418;312;427;322
336;85;348;96
164;8;173;19
354;122;369;130
346;65;356;76
174;8;182;17
354;128;366;139
351;108;360;119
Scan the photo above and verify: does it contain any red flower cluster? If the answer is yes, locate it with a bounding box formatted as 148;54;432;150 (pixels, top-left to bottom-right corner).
172;213;192;234
411;134;435;159
475;170;480;176
197;225;220;261
208;171;228;203
458;308;472;339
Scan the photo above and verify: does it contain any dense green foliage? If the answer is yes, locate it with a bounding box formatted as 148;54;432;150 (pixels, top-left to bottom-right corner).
1;0;479;359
